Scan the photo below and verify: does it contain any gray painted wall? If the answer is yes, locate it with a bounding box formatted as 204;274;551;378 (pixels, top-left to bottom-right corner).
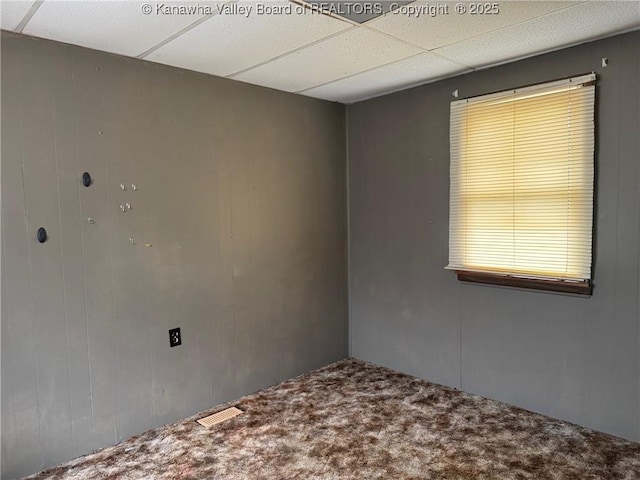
1;32;348;479
348;31;640;442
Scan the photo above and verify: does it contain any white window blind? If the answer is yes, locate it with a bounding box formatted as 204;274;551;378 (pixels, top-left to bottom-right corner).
447;73;595;282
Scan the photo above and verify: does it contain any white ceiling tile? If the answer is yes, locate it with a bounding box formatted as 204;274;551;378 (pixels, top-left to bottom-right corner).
146;0;351;77
233;27;423;92
303;52;470;103
1;0;36;31
23;0;214;57
368;1;580;51
434;1;640;68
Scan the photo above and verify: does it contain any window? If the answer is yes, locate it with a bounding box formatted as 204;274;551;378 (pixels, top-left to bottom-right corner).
447;74;596;295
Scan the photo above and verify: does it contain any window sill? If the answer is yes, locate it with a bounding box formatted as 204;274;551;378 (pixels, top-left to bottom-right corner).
455;271;592;296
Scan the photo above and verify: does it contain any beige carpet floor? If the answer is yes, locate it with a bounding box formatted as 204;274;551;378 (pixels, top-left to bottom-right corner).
26;358;640;479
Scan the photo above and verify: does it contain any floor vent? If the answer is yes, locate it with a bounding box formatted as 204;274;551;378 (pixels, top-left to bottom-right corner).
197;407;243;427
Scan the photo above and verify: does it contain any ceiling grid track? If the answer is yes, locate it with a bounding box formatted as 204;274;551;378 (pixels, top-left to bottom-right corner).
15;0;43;33
137;0;240;59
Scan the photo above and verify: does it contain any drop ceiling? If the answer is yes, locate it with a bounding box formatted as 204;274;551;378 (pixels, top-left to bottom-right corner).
1;0;639;103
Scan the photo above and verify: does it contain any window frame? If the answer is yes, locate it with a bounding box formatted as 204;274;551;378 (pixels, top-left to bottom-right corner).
447;74;596;296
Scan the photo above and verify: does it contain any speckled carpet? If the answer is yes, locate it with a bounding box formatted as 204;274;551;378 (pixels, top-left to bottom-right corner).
26;358;640;480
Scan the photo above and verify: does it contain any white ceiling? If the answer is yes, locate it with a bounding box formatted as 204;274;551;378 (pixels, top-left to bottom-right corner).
1;0;639;103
